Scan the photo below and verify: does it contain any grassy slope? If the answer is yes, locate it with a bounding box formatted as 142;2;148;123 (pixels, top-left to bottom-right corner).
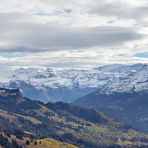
0;132;77;148
0;89;148;147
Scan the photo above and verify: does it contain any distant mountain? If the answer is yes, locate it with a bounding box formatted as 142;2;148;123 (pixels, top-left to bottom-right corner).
1;88;148;148
1;63;148;103
0;68;98;102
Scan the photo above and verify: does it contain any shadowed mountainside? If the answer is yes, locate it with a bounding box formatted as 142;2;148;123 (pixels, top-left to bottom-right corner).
73;90;148;133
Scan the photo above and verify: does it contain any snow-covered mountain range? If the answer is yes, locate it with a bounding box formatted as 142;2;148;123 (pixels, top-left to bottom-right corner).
0;63;148;102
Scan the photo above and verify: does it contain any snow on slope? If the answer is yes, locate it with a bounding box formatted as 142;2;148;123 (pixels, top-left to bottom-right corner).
0;64;148;102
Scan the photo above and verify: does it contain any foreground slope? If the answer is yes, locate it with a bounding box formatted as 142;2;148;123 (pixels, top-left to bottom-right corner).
0;130;77;148
26;138;77;148
0;88;148;148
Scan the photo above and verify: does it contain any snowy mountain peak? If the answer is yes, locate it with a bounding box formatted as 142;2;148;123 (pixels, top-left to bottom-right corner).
0;64;148;102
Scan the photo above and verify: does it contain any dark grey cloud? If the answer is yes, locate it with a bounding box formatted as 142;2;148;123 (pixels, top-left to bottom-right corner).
0;12;143;53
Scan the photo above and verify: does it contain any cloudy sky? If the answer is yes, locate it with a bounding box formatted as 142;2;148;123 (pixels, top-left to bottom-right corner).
0;0;148;69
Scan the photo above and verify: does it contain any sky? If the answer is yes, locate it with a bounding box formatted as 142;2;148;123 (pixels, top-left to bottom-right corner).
0;0;148;69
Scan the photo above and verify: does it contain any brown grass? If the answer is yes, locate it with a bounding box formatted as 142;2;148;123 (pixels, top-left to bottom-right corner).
26;138;78;148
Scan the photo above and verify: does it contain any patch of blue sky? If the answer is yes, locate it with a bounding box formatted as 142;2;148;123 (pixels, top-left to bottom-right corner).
0;53;22;58
134;52;148;58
